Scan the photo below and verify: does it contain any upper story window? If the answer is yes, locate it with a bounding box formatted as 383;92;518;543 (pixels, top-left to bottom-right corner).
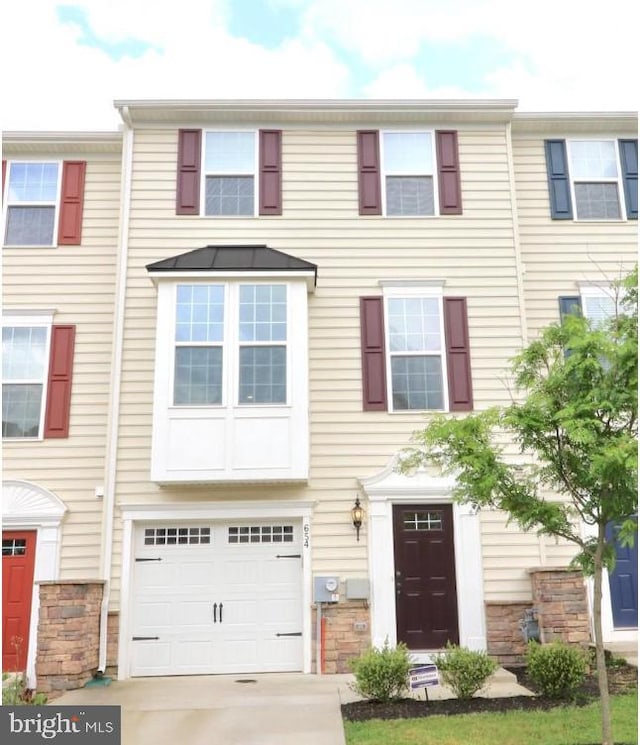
568;141;623;220
4;162;60;246
545;138;637;221
1;314;76;440
357;129;462;217
382;132;436;216
172;283;287;407
580;286;619;326
204;132;256;216
385;290;446;410
176;130;282;216
2;321;51;438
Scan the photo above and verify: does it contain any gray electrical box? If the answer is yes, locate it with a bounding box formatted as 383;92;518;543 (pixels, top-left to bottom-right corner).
314;576;340;603
346;578;370;600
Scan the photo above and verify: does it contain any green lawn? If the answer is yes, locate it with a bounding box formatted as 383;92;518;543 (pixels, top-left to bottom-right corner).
343;693;638;745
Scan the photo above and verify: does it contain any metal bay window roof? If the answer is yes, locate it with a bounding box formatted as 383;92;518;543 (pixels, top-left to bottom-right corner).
146;245;318;289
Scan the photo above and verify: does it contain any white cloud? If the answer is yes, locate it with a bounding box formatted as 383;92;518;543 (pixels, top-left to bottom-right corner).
2;0;637;131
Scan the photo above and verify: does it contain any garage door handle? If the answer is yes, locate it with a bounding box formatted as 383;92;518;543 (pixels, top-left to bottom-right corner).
132;636;159;641
219;603;223;623
213;603;217;623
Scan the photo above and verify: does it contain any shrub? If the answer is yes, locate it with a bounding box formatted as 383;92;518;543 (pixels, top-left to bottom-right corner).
526;640;587;699
2;674;48;706
434;643;498;699
349;641;411;701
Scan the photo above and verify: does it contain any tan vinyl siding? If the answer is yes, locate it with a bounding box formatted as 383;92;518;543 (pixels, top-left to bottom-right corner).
512;133;637;337
106;123;540;607
3;157;121;579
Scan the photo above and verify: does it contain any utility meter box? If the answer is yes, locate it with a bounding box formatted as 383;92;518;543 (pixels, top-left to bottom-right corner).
314;576;340;603
346;578;370;600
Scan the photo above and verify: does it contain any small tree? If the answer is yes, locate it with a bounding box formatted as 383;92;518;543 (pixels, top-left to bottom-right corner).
399;268;637;745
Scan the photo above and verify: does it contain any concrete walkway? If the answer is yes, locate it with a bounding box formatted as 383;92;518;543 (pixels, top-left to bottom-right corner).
54;673;352;745
52;668;533;745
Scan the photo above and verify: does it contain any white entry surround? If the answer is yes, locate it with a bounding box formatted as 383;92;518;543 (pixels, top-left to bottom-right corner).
359;457;486;660
117;499;315;679
1;480;67;688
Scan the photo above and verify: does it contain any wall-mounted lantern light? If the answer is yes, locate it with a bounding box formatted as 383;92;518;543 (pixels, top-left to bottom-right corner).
351;497;364;541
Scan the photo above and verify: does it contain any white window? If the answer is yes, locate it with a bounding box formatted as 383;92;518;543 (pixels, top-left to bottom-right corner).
568;141;625;220
580;285;620;326
203;132;256;216
173;283;287;406
382;132;436;216
3;162;61;246
2;315;53;438
174;285;225;405
384;287;447;411
239;285;286;404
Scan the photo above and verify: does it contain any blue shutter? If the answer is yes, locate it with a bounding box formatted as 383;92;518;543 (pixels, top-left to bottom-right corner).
558;296;582;320
559;296;582;358
619;139;638;220
544;140;573;219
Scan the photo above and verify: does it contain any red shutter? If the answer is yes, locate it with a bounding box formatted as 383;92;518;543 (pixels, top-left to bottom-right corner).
57;161;86;245
357;131;382;215
436;131;462;215
443;297;473;411
176;129;201;215
44;325;76;438
259;130;282;215
360;297;387;410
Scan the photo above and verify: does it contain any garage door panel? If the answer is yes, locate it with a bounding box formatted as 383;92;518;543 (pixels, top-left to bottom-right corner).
131;521;303;676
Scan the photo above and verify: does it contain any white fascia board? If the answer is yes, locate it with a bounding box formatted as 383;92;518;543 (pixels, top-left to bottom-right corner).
147;270;317;291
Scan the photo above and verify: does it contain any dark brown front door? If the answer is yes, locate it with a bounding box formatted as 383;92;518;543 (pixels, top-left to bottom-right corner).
393;504;459;649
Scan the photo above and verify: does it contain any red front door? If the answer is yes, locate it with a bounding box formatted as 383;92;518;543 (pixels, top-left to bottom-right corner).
393;504;459;649
2;531;37;671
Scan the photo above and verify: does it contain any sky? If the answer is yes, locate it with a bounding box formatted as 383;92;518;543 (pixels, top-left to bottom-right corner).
2;0;638;131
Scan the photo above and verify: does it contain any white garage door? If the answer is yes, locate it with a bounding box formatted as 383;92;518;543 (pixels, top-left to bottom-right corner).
130;521;303;676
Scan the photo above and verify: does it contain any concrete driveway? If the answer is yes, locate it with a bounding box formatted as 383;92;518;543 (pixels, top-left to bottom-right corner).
53;673;353;745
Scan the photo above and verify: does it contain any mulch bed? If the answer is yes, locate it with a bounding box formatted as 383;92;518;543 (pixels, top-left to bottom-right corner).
341;663;637;723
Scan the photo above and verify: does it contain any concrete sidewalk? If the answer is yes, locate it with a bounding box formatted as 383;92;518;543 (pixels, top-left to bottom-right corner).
52;668;533;745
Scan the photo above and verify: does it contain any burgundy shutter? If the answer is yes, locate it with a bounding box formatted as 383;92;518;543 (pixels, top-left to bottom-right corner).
443;297;473;411
360;297;387;410
357;131;382;215
176;129;201;215
436;131;462;215
44;325;76;438
57;161;86;245
259;129;282;215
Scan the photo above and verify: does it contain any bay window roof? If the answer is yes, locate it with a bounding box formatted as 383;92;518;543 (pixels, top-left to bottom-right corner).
146;244;317;289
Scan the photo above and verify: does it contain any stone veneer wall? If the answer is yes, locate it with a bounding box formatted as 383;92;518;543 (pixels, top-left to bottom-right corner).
36;580;104;695
485;601;532;665
530;568;591;645
312;602;370;673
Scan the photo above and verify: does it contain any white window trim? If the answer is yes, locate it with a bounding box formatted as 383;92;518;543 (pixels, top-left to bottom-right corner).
380;130;440;218
2;311;54;440
381;283;449;413
170;281;290;409
200;129;258;217
2;160;63;247
566;139;627;222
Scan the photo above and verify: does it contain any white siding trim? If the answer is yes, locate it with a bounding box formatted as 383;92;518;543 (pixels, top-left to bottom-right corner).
360;458;486;656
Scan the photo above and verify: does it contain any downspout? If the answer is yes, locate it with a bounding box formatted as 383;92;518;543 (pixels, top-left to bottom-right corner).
97;107;134;674
504;119;528;348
